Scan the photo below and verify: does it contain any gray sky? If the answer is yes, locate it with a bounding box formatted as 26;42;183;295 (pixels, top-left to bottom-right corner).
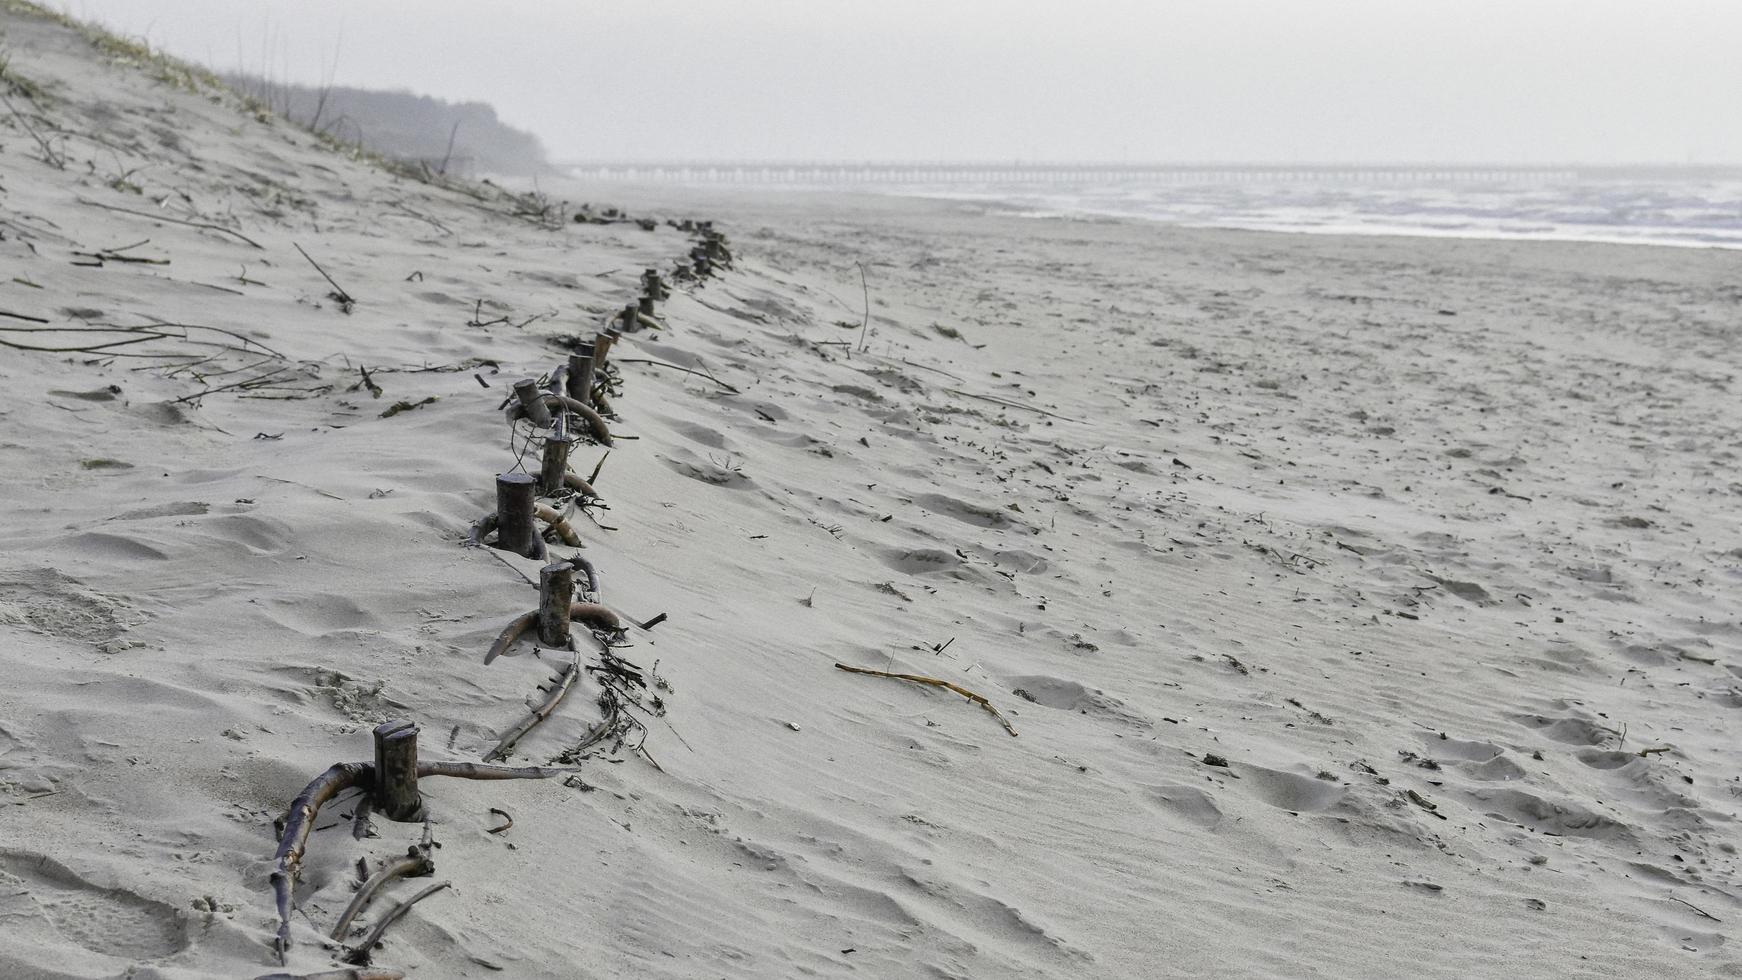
61;0;1742;163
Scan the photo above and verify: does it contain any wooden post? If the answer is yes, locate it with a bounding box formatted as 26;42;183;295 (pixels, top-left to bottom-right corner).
592;331;616;376
495;472;538;556
513;378;553;427
639;293;656;316
537;562;575;646
539;433;575;497
372;720;423;821
620;304;639;333
565;346;595;403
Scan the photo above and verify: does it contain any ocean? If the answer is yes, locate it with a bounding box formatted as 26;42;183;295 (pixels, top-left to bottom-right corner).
895;174;1742;250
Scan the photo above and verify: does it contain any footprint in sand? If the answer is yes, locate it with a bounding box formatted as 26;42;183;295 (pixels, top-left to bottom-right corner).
0;850;187;959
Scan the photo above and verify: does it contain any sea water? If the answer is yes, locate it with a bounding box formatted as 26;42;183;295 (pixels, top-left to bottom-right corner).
895;175;1742;250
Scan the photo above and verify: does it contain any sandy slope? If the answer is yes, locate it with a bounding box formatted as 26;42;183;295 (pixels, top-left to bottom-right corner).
5;7;1742;979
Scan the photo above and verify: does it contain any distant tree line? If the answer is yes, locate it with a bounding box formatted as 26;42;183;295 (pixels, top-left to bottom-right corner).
222;72;550;177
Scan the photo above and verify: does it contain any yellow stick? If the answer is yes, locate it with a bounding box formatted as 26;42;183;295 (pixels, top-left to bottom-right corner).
834;663;1018;737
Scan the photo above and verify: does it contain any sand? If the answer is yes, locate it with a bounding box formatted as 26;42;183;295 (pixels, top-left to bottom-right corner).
4;7;1742;978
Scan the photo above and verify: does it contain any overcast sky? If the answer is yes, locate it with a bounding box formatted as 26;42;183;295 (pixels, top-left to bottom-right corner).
59;0;1742;163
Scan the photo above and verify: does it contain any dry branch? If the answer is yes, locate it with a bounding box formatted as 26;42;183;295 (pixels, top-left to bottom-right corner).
485;656;581;762
343;880;451;965
834;662;1019;736
330;825;436;941
610;357;740;394
76;197;264;249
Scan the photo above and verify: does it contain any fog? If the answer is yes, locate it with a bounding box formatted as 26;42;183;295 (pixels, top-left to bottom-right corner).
60;0;1742;163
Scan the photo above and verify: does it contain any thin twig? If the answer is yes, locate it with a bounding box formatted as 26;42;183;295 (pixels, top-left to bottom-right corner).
485;656;581;762
342;880;451;965
294;242;356;310
854;261;870;352
609;357;740;394
834;662;1019;736
330;824;436;940
943;387;1085;423
76;197;264;249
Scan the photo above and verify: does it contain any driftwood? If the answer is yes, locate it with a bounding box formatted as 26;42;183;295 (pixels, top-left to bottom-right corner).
533;504;583;547
563;471;600;499
485;604;622;665
505;393;612;445
834;663;1019;737
485;656;581;762
330;825;436;941
343;880;451;965
271;760;569;960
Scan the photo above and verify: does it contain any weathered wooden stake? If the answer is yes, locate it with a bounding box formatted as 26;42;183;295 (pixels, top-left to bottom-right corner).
620;304;639;333
539;433;575;497
513;378;553;427
592;331;616;375
565;346;595;402
638;293;656;316
372;721;423;821
537;562;575;646
495;472;538;556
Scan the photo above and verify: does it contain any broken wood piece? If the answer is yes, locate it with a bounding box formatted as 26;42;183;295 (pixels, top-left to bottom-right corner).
636;311;665;332
834;663;1019;737
330;824;436;940
484;611;537;665
533;504;583;547
562;471;600;500
487;808;514;834
485;656;580;762
537;562;576;646
372;721;424;822
343;880;451;965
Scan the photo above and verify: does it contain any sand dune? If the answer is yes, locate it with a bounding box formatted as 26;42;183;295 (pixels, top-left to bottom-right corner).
3;5;1741;978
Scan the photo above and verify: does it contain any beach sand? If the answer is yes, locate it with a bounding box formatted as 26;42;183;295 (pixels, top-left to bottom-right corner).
4;7;1741;978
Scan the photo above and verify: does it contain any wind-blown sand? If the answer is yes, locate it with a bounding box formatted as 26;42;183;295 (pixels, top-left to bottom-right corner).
4;7;1742;979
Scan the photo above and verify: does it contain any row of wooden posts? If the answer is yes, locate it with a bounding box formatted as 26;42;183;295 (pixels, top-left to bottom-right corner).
267;224;732;972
